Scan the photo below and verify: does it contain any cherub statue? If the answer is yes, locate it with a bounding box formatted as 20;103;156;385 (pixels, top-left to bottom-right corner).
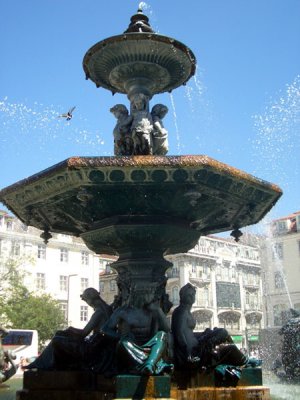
130;93;153;155
110;104;133;156
151;104;169;155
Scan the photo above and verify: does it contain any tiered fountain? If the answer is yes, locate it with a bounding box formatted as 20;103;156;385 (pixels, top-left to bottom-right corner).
0;7;282;400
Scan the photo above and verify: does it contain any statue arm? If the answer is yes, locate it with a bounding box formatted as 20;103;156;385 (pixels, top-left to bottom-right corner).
100;309;122;340
148;302;170;333
67;309;105;338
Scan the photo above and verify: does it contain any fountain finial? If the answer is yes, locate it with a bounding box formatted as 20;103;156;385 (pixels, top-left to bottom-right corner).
124;7;154;33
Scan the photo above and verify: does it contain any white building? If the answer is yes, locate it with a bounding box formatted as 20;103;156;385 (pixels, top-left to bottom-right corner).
260;210;300;327
0;210;107;328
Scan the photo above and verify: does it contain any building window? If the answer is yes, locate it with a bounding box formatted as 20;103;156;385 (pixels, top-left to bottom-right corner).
59;275;68;291
274;271;285;289
11;241;20;256
36;273;46;290
172;286;179;305
99;281;105;293
37;244;46;259
110;280;116;291
80;305;88;322
246;292;250;305
81;251;89;265
218;316;240;330
60;248;68;262
171;265;179;278
81;278;89;292
59;301;68;322
6;220;13;230
272;243;283;260
197;286;210;307
276;220;287;233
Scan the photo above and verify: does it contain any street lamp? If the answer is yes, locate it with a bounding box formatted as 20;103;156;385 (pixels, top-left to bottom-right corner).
66;274;78;326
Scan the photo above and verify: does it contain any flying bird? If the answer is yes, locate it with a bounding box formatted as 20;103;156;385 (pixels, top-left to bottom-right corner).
58;106;76;121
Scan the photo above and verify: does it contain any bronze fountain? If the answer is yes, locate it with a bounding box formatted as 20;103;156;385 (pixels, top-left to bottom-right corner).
0;7;281;400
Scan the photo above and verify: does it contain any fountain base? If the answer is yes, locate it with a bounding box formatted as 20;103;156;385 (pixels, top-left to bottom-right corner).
17;369;270;400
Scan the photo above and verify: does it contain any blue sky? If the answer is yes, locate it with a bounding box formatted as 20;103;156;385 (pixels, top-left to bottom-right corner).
1;0;299;230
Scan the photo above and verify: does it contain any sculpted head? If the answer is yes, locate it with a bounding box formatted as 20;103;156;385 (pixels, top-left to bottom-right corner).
151;104;168;118
179;283;196;305
110;104;128;118
80;287;100;306
132;93;148;111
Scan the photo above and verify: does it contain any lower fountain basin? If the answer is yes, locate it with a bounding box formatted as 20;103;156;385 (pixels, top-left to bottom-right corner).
0;155;281;255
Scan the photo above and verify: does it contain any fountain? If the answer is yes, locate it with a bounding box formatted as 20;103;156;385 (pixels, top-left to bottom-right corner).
0;7;282;400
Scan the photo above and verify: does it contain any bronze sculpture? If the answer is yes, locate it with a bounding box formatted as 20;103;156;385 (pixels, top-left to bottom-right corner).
0;7;282;399
171;283;248;384
26;288;113;372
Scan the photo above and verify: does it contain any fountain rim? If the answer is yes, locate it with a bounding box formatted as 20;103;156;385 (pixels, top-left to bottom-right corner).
83;32;197;93
0;155;283;198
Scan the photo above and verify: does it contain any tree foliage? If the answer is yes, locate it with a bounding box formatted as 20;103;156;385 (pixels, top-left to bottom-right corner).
0;256;65;348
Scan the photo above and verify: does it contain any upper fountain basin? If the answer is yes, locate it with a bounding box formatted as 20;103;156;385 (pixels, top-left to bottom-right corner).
83;33;196;98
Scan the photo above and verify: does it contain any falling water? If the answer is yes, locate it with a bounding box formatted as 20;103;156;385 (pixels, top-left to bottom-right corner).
0;98;105;158
169;93;181;154
138;2;159;32
184;68;213;151
251;75;300;188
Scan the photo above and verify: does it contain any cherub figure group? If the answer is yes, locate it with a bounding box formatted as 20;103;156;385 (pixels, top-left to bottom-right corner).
110;93;168;156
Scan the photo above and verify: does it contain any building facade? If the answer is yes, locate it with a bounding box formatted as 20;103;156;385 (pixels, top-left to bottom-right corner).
0;210;106;329
99;234;263;351
260;211;300;328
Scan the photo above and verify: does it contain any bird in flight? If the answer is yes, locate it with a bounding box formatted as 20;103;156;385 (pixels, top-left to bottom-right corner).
58;106;76;121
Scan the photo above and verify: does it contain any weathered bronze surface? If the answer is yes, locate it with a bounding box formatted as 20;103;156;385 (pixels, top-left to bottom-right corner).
0;155;282;245
83;9;196;97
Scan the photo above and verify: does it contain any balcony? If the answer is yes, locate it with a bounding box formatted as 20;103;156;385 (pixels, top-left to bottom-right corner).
243;281;260;289
189;272;211;282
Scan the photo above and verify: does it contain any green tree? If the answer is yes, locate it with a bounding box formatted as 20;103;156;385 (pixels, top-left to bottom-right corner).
0;256;65;349
4;293;65;348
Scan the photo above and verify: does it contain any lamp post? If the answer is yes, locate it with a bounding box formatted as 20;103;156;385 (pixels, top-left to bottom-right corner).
66;274;77;326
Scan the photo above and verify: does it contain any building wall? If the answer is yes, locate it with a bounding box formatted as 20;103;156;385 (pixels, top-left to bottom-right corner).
260;211;300;328
0;210;104;329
